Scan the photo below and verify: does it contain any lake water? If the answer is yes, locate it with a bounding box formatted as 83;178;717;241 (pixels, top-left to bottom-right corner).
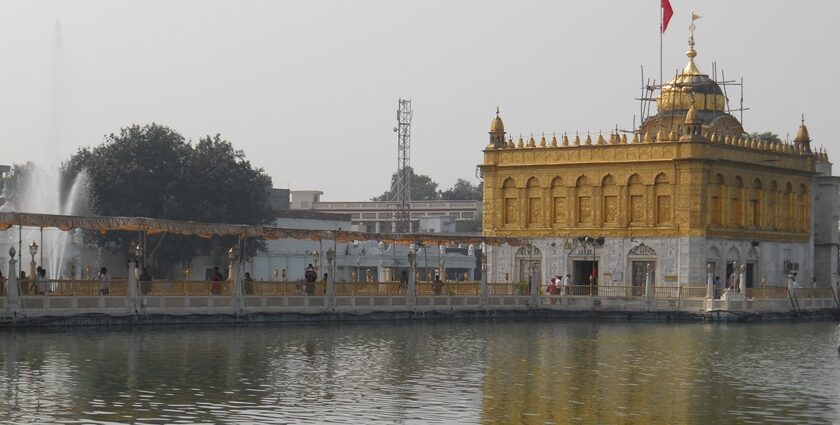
1;319;838;424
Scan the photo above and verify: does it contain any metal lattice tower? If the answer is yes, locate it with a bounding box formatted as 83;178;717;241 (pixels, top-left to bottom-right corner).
391;98;412;233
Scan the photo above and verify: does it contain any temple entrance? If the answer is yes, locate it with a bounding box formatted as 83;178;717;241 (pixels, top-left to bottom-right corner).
572;261;598;288
745;263;755;288
515;245;542;293
631;261;655;296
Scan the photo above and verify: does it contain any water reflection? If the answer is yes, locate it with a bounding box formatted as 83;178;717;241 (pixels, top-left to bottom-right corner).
0;320;838;423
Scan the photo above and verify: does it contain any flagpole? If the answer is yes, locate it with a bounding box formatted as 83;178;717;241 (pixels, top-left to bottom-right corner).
659;1;663;134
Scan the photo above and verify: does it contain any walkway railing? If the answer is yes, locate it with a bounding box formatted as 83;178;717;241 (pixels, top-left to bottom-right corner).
745;287;789;299
19;279;128;296
793;287;835;299
334;282;402;296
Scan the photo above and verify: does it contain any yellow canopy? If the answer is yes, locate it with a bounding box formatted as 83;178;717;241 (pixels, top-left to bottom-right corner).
0;212;525;246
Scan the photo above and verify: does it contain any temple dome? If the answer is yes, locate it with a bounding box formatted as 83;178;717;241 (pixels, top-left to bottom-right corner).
657;38;727;113
490;107;505;133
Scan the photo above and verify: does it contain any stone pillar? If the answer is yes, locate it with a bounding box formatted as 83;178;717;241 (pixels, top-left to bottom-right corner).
706;264;714;300
529;261;541;308
325;255;336;309
479;248;489;307
787;273;795;295
6;249;19;316
644;263;653;301
407;250;417;308
739;265;747;295
127;261;139;314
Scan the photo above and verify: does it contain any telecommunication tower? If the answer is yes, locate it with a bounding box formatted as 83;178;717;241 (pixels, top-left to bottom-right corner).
391;98;413;233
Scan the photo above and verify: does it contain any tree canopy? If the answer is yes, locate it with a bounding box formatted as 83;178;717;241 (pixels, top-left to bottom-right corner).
373;169;482;202
372;167;440;201
439;179;482;201
64;123;274;276
750;132;783;144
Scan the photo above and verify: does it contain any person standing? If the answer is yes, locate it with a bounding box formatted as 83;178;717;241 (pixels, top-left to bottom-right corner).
548;277;558;304
98;267;111;295
563;274;571;295
138;268;152;295
209;266;224;295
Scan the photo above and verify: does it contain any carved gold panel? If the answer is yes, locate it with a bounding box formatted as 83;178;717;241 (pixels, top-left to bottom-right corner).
656;196;672;225
630;195;645;224
528;197;541;224
578;196;592;224
504;198;518;225
603;196;618;223
553;197;567;224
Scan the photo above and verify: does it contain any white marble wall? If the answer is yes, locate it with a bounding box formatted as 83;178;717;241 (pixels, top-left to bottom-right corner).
487;236;813;288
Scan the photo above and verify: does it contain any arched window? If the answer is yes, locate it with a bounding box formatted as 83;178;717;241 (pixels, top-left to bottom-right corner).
750;178;762;228
576;175;592;224
502;178;518;225
551;177;567;225
731;176;744;227
654;173;672;225
710;174;724;226
628;174;645;225
526;177;542;226
601;174;618;225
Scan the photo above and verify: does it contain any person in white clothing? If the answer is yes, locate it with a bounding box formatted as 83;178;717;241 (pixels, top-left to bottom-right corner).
98;267;111;295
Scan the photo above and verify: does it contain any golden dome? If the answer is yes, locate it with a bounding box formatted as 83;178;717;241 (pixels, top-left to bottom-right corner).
657;34;727;113
795;120;810;143
490;107;505;133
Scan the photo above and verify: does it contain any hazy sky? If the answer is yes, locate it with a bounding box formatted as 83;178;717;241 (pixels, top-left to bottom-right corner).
0;1;837;201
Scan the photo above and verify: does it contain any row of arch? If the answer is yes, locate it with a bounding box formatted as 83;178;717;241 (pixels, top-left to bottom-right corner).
499;173;669;189
708;173;809;232
493;172;810;232
498;173;674;228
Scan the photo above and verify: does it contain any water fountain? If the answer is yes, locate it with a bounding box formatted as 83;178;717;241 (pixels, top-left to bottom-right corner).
0;164;90;279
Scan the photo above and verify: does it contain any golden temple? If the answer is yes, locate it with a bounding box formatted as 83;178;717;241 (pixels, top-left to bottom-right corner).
479;30;824;243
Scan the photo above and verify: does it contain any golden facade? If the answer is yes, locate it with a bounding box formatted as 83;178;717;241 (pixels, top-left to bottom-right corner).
480;32;825;244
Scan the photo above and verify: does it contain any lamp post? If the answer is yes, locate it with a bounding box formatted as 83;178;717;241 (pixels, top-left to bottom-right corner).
356;257;361;283
468;244;475;282
28;240;38;280
406;244;417;306
479;242;488;304
325;247;336;303
310;250;320;275
438;244;446;282
377;241;385;282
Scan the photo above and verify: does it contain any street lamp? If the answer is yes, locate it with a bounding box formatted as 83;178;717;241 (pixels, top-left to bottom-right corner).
29;240;38;279
134;242;143;268
356;257;361;282
377;241;385;282
438;244;446;282
310;250;320;275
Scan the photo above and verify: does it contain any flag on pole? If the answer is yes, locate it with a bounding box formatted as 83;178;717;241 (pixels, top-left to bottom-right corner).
661;0;674;33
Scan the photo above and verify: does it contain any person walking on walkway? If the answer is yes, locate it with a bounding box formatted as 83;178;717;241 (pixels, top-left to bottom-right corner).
98;267;111;295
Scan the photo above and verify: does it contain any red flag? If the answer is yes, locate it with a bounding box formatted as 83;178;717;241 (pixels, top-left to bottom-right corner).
661;0;674;33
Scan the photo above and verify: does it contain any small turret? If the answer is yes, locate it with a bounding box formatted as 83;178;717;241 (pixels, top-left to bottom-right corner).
488;107;506;149
794;115;812;153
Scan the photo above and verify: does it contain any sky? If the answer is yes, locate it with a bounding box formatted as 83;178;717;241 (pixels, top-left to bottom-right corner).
0;0;837;201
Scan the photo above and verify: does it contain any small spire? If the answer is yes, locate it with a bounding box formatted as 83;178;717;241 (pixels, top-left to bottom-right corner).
550;133;558;147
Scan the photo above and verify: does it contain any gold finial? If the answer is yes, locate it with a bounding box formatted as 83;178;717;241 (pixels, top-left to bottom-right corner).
539;133;547;147
643;132;652;143
506;136;514;148
517;134;524;148
528;133;536;147
668;129;677;141
550;133;558;147
632;133;639;144
621;133;628;144
573;133;580;146
562;133;569;146
585;132;593;145
596;133;606;145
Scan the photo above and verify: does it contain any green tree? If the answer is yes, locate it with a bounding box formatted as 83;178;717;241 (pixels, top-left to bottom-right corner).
373;167;440;201
750;132;782;144
64;123;274;277
439;179;482;201
0;162;34;209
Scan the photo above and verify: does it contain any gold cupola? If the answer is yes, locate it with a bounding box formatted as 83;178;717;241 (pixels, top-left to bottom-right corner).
640;19;744;139
490;107;504;133
657;32;727;113
487;107;507;149
794;115;812;152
